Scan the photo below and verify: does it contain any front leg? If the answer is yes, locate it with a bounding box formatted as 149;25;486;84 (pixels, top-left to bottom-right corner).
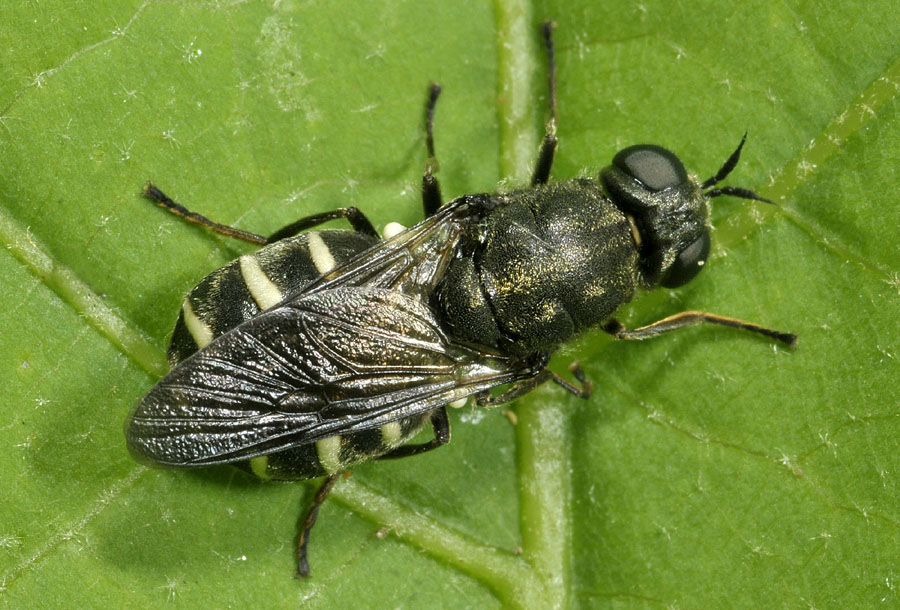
603;312;797;347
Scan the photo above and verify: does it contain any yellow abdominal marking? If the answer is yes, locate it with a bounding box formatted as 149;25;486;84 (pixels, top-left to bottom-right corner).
380;421;403;446
307;231;336;274
316;435;342;474
181;297;213;348
239;255;284;310
249;456;271;479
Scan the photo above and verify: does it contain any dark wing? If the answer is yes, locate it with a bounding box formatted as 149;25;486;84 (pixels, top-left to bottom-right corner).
303;193;492;298
126;286;537;466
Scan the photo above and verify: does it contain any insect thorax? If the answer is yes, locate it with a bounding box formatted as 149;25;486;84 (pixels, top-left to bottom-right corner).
435;180;640;355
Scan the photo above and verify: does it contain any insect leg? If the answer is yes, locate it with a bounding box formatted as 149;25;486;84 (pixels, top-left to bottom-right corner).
531;21;559;186
378;407;451;459
143;183;380;244
603;313;798;347
296;472;340;578
560;361;594;398
143;183;268;245
265;207;379;242
476;364;592;406
421;83;443;218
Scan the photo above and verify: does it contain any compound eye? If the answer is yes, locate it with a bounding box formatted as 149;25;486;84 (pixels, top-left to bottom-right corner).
660;232;710;288
612;145;688;192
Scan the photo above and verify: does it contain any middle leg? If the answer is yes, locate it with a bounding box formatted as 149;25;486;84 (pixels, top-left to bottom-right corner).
421;82;444;218
531;21;559;186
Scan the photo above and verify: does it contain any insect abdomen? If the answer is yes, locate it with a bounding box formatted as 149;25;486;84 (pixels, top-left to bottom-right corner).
240;412;434;480
164;227;437;481
168;230;378;365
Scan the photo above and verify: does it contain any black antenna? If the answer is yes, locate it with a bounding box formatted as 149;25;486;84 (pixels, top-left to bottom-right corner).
702;134;774;204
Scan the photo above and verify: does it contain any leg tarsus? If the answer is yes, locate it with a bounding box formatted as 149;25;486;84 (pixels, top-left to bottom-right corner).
296;472;340;578
476;363;591;407
555;361;593;398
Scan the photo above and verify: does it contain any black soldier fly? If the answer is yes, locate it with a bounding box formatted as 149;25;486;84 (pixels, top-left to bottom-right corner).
126;23;796;577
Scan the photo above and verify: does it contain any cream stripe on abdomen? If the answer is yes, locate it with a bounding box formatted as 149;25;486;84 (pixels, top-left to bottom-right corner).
181;297;214;348
316;435;342;474
307;231;337;274
380;421;403;446
239;254;284;310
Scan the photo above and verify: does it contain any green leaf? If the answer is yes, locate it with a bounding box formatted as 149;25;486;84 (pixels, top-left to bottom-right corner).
2;1;899;608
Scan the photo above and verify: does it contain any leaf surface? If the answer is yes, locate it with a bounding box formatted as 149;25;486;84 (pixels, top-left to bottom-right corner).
1;1;898;608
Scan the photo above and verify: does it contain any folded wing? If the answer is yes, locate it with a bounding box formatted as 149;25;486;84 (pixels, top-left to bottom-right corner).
126;286;533;466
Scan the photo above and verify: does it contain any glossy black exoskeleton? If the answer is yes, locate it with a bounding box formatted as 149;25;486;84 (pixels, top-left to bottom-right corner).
126;23;796;577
